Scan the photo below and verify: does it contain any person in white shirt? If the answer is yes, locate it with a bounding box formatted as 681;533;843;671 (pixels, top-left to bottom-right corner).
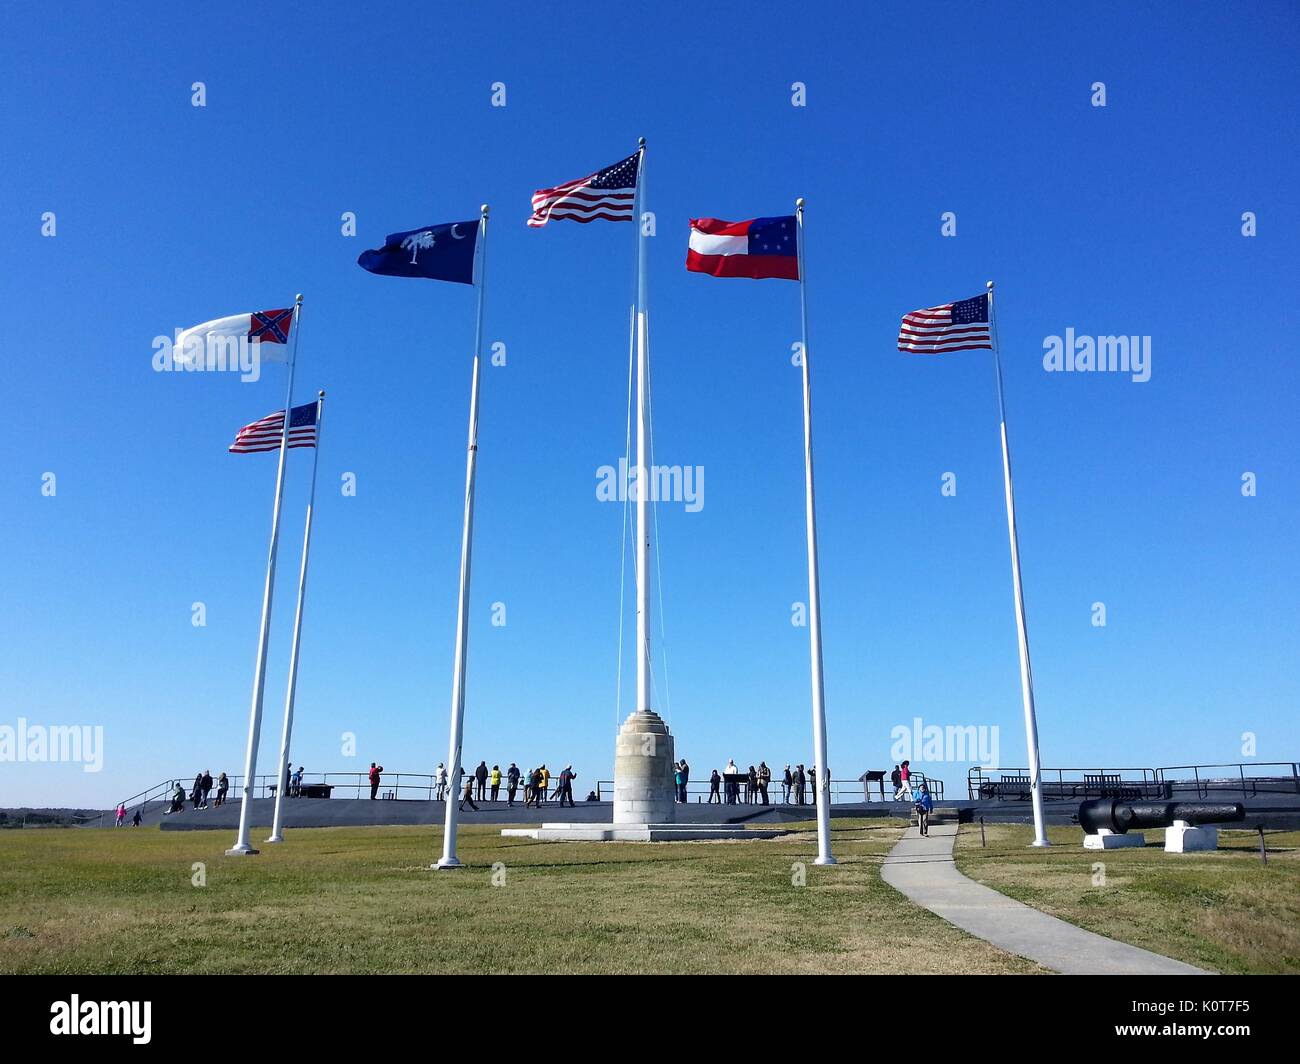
435;763;447;801
724;760;739;803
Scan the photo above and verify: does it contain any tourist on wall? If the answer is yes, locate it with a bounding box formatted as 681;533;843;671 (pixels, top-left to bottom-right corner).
894;760;911;801
459;771;478;811
557;765;576;807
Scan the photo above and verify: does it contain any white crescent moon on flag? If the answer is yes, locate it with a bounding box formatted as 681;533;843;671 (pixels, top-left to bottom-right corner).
450;224;466;239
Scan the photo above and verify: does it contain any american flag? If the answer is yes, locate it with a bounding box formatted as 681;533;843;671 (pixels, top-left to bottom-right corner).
898;293;992;354
528;150;640;227
229;401;318;454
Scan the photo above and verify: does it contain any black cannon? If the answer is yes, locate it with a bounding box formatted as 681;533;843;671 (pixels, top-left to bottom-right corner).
1078;799;1244;835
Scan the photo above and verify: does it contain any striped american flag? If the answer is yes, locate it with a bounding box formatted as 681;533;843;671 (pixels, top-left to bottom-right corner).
898;293;992;354
528;151;640;228
229;401;318;454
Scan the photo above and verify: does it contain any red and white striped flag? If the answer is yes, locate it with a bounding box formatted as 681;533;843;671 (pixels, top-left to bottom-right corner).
528;151;640;227
229;402;319;454
898;293;992;354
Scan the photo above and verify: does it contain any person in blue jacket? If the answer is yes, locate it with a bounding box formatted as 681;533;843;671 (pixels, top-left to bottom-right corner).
913;781;935;836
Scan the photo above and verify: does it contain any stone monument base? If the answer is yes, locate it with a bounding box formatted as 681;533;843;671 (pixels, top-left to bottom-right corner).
613;708;677;825
501;822;788;842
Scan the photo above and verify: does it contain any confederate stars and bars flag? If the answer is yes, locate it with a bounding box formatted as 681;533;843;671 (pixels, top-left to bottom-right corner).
897;293;992;354
229;401;319;454
174;308;294;367
528;150;640;227
685;216;799;280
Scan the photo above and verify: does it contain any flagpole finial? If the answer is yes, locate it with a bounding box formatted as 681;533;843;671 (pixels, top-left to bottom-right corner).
986;280;994;290
295;293;303;304
480;203;489;217
796;197;805;210
318;389;325;398
638;137;646;149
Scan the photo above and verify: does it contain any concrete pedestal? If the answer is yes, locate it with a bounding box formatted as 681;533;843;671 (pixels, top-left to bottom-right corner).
612;709;676;825
498;710;789;843
1083;829;1146;850
1164;820;1219;852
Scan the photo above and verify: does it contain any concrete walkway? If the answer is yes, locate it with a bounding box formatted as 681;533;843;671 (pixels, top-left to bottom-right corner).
881;822;1206;975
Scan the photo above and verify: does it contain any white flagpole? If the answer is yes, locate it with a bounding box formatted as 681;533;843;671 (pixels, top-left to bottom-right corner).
436;204;490;870
795;199;835;865
987;280;1049;847
227;293;304;857
266;390;326;844
634;138;651;715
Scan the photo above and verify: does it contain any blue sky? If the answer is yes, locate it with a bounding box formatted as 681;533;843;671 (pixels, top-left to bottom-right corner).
1;1;1296;807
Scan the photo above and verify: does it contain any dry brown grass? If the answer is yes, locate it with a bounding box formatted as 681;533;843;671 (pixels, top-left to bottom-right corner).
955;823;1300;974
0;819;1044;974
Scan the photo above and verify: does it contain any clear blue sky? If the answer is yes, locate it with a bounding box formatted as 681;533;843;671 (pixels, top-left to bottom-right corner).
2;1;1296;807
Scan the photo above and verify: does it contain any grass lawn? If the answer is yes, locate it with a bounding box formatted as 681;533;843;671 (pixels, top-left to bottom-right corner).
0;818;1045;975
955;823;1300;974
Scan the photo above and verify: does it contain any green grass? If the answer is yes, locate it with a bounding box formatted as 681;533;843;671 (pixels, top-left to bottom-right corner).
0;819;1043;974
955;823;1300;974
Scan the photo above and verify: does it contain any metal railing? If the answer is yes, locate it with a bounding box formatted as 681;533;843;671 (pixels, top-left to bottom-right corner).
967;766;1164;801
595;773;945;804
1155;762;1300;801
967;762;1299;802
106;770;946;820
102;760;1297;822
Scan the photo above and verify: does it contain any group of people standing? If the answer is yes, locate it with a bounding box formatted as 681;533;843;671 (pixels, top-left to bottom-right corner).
435;761;586;811
701;761;823;805
165;770;228;814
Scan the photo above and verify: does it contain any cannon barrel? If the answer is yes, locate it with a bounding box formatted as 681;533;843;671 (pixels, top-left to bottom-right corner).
1078;799;1245;835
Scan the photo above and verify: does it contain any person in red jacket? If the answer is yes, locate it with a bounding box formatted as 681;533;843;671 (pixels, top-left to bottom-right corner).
368;762;384;800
